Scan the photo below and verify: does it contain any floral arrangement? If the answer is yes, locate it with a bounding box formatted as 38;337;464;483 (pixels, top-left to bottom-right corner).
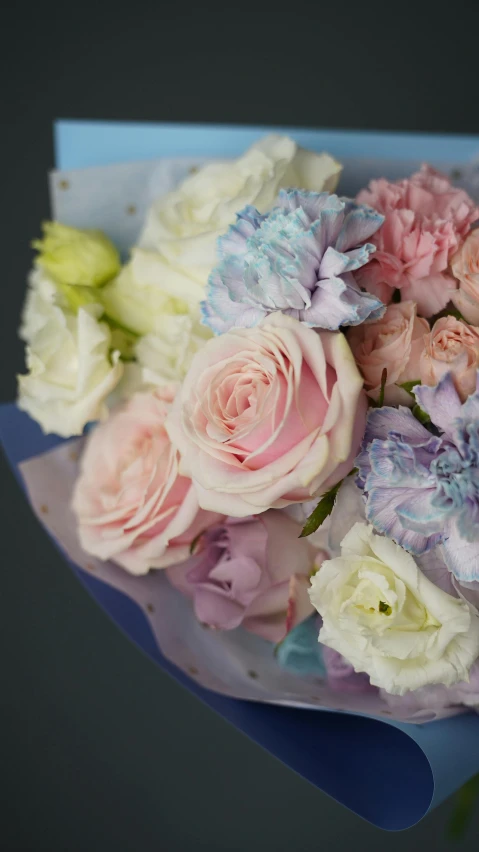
16;135;479;715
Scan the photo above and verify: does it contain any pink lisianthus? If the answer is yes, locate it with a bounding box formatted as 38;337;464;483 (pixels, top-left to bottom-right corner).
347;301;429;405
72;388;222;575
419;315;479;401
356;166;479;317
166;313;367;517
167;511;319;642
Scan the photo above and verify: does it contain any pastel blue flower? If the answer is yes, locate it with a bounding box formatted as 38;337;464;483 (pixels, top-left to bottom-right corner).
275;615;326;677
201;190;385;333
356;372;479;583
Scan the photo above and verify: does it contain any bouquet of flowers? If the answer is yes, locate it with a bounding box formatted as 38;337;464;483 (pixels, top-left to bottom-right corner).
12;133;479;722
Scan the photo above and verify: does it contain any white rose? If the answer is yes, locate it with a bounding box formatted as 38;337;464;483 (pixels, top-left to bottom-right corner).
309;523;479;695
18;276;122;437
139;135;342;286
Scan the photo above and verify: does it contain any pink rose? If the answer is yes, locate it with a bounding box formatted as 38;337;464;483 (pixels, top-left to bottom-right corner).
167;313;367;517
356;166;479;317
419;315;479;401
72;388;221;574
451;228;479;324
167;511;319;642
347;301;429;405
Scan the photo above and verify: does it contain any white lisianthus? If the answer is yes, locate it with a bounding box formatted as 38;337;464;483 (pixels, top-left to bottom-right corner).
33;221;120;288
101;248;205;335
135;314;210;385
309;523;479;695
139;135;342;287
101;248;212;387
18;277;122;437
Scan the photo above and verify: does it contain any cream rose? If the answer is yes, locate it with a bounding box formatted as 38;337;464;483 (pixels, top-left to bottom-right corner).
18;274;122;437
139;135;342;286
419;315;479;401
451;228;479;324
167;312;366;517
309;523;479;695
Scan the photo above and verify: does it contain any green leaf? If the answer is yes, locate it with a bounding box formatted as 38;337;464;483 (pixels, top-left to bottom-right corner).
412;403;431;425
189;530;205;555
397;379;421;397
448;773;479;840
299;479;342;538
377;367;388;408
109;326;138;360
431;303;466;324
104;314;140;339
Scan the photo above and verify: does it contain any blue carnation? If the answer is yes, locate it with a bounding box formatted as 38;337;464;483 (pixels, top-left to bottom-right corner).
201;189;385;333
356;373;479;583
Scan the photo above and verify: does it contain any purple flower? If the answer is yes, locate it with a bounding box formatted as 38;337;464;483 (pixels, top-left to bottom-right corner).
166;511;316;643
322;646;377;695
356;372;479;583
201;190;385;333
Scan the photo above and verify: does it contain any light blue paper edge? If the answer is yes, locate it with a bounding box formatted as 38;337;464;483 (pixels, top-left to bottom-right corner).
54;119;479;814
55;120;479;170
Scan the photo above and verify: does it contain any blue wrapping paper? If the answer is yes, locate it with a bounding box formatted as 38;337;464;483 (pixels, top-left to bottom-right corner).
2;402;479;830
4;121;479;829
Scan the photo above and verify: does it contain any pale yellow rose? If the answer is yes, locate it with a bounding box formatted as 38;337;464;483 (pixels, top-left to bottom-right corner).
139;135;342;288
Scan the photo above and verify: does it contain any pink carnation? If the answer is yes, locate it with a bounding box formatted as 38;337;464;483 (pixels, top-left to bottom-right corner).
356;166;479;317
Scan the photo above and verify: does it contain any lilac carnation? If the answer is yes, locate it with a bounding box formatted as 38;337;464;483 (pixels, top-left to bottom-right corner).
201;189;385;333
356;372;479;583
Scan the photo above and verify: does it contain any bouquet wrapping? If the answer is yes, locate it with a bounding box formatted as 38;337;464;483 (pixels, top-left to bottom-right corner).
3;121;479;829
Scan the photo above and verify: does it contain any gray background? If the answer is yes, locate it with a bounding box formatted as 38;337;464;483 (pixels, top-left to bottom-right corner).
2;1;479;849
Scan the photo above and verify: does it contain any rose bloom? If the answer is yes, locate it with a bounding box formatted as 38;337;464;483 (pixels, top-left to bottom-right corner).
72;388;221;575
167;312;367;517
167;511;318;642
419;315;479;401
348;301;429;405
309;523;479;695
356;166;479;317
451;228;479;324
139;135;342;287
